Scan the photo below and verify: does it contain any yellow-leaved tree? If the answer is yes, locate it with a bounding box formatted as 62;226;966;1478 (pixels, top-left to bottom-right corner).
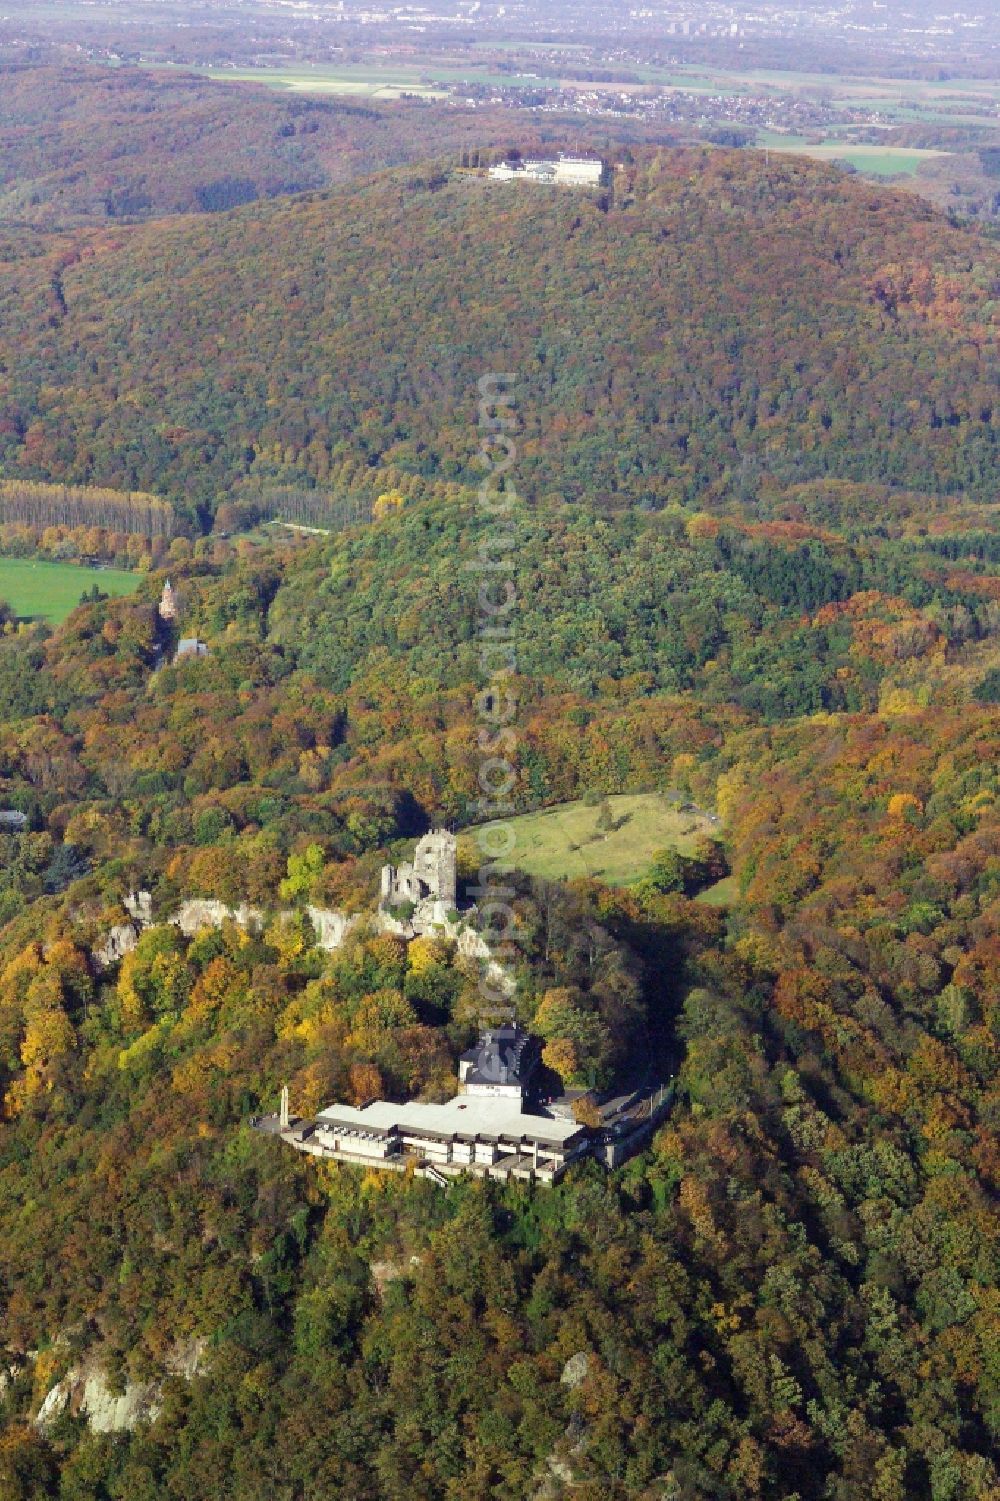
373;489;405;521
541;1037;578;1087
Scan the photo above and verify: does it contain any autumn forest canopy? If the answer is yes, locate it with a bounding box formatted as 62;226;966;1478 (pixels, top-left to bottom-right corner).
0;82;998;1501
0;149;996;523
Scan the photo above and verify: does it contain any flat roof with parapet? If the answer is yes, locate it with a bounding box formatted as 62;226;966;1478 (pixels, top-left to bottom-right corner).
315;1095;586;1148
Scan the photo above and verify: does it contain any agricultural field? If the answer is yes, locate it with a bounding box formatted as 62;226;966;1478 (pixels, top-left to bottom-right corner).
0;557;138;623
469;792;718;887
198;63;450;99
654;63;1000;123
768;141;948;176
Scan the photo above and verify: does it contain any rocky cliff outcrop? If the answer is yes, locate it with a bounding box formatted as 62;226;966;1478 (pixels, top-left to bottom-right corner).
91;887;512;995
305;905;359;952
92;922;140;972
172;898;266;938
33;1338;208;1436
35;1366;161;1434
91;893;361;969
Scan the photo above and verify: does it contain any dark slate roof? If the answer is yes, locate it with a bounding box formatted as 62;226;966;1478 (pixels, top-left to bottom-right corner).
461;1025;539;1088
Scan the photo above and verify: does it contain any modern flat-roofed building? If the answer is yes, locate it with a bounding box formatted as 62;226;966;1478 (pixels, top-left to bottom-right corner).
553;155;604;186
296;1093;589;1185
488;154;604;188
522;159;558;182
261;1067;677;1187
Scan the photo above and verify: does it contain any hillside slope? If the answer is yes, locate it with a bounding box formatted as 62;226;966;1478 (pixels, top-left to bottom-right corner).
0;509;996;1497
0;63;665;230
0;149;996;513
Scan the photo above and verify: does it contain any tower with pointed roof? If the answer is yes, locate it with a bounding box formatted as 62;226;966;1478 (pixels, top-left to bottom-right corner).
158;579;178;622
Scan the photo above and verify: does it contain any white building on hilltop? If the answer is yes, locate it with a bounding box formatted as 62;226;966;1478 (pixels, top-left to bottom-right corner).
294;1092;589;1185
553;155;606;186
488;153;604;188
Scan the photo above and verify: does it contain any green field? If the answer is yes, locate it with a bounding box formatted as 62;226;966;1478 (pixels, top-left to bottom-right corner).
768;142;947;176
470;793;718;886
199;64;450;99
696;874;739;908
0;557;139;623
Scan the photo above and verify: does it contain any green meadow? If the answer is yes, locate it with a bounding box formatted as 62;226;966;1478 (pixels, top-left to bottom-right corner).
768;142;947;176
470;793;717;887
0;557;139;623
200;64;450;99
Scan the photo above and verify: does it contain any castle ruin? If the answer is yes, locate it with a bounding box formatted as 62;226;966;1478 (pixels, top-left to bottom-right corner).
380;830;457;933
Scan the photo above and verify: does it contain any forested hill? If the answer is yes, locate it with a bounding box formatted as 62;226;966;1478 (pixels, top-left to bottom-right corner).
0;149;996;516
0;63;640;229
0;501;997;1496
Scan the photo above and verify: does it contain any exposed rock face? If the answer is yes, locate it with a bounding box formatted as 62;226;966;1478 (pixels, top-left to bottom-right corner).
375;900;460;940
92;869;510;991
455;923;516;999
173;901;355;949
92;922;139;972
34;1376;71;1429
369;1255;422;1296
305;906;358;952
80;1370;161;1434
560;1351;591;1390
34;1339;208;1435
124;890;153;925
168;1335;208;1382
93;893;360;969
34;1366;160;1434
172;899;265;938
374;908;411;939
373;910;515;996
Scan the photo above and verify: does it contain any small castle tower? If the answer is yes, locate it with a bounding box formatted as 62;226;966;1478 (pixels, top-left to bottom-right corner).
413;830;457;908
158;579;178;623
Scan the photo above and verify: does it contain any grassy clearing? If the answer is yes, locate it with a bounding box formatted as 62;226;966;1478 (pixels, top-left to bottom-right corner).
769;142;948;176
696;874;739;908
201;64;450;99
470;792;717;887
0;557;138;623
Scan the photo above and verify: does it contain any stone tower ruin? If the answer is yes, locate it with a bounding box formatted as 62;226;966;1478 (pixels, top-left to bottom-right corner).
380;830;457;929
